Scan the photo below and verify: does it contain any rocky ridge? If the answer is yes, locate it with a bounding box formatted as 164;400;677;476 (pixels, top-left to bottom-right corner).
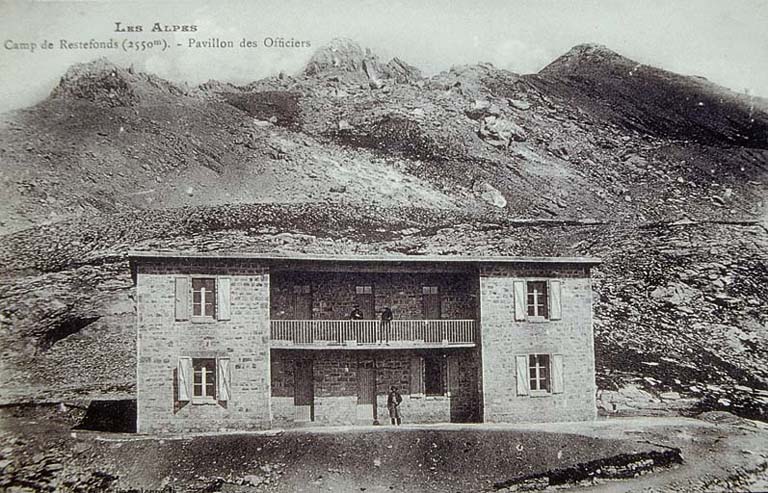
0;38;766;422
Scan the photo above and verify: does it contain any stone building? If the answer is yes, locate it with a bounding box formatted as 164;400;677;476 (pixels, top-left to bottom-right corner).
129;252;600;433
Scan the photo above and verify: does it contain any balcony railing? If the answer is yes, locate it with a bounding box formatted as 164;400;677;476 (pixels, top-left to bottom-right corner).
270;319;476;348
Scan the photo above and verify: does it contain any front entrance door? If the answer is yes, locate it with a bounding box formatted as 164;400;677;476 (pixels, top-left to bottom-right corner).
357;360;378;423
294;360;314;422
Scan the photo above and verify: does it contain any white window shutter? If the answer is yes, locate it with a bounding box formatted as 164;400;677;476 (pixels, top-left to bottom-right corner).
552;354;564;394
217;357;231;401
177;356;192;401
515;355;529;396
217;277;231;321
513;281;527;321
174;277;189;321
549;280;562;320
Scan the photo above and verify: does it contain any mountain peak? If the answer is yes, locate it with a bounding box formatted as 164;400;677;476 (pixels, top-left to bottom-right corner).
303;37;375;76
50;58;184;107
540;43;631;75
303;38;421;84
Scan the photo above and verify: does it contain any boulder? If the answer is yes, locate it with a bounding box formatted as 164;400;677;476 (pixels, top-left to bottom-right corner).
472;182;507;208
478;116;527;148
508;99;531;110
649;282;700;306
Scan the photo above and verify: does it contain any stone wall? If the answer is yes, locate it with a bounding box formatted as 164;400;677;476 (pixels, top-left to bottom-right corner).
479;264;597;423
270;272;475;320
270;348;478;426
136;259;271;433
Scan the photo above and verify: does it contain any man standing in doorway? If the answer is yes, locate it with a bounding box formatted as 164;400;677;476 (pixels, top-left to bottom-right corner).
380;306;393;345
350;304;363;320
387;385;402;426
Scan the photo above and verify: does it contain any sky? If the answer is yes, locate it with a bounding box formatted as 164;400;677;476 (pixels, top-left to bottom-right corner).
1;0;767;113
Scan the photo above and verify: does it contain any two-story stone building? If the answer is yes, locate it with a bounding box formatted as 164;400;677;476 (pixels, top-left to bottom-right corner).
130;252;600;433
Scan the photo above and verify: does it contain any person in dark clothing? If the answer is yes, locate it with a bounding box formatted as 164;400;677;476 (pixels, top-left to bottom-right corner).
387;386;402;425
379;306;393;344
350;305;363;320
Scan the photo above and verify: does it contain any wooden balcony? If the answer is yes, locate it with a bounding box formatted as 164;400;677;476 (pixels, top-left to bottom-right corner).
270;319;477;349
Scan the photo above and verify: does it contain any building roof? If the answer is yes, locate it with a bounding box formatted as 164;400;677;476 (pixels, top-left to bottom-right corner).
127;251;601;265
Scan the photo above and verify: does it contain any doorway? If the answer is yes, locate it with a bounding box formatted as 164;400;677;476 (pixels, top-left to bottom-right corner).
294;359;314;422
357;359;378;423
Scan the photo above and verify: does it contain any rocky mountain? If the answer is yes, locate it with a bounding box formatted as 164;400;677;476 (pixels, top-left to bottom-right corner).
0;39;766;421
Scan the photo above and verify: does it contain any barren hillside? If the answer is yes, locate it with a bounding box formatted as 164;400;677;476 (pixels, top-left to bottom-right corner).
0;39;766;422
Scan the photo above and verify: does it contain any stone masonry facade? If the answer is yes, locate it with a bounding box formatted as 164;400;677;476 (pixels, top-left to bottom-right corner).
133;255;597;433
271;349;480;426
479;264;597;423
270;271;475;320
136;258;271;433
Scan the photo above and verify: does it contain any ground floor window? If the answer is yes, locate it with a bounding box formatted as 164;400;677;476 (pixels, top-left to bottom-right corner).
424;356;445;396
193;358;216;398
529;354;551;392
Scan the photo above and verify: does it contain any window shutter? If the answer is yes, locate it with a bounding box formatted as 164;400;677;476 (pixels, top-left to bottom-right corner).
549;280;562;320
513;281;527;321
410;356;424;395
217;277;231;321
552;354;564;394
515;355;529;396
174;277;189;321
217;357;231;401
177;356;192;401
447;355;460;397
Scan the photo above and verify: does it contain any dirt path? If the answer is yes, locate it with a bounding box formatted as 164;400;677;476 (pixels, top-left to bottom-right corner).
2;412;767;492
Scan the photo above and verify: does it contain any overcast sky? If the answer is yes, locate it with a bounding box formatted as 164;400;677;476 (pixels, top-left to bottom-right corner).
1;0;767;113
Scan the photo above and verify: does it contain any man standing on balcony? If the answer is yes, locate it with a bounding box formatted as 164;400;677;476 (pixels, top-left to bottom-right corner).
379;306;393;345
350;304;363;320
387;386;402;426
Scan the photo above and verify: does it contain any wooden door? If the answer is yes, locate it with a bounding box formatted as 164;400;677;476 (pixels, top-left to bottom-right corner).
355;285;375;319
294;360;314;422
355;285;376;344
293;285;313;319
356;360;377;422
422;286;441;319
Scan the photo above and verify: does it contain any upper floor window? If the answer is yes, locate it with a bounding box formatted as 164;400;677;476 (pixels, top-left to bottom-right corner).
526;281;548;318
514;280;561;321
192;278;216;317
174;277;231;322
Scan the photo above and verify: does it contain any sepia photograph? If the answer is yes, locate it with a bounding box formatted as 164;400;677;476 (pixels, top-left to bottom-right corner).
0;0;767;491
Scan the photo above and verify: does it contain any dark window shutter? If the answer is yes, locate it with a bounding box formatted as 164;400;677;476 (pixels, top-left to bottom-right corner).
410;356;424;395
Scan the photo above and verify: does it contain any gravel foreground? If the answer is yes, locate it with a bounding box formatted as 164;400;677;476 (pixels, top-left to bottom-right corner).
1;406;768;492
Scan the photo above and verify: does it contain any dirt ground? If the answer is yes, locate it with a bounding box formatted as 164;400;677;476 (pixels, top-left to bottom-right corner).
1;408;768;492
